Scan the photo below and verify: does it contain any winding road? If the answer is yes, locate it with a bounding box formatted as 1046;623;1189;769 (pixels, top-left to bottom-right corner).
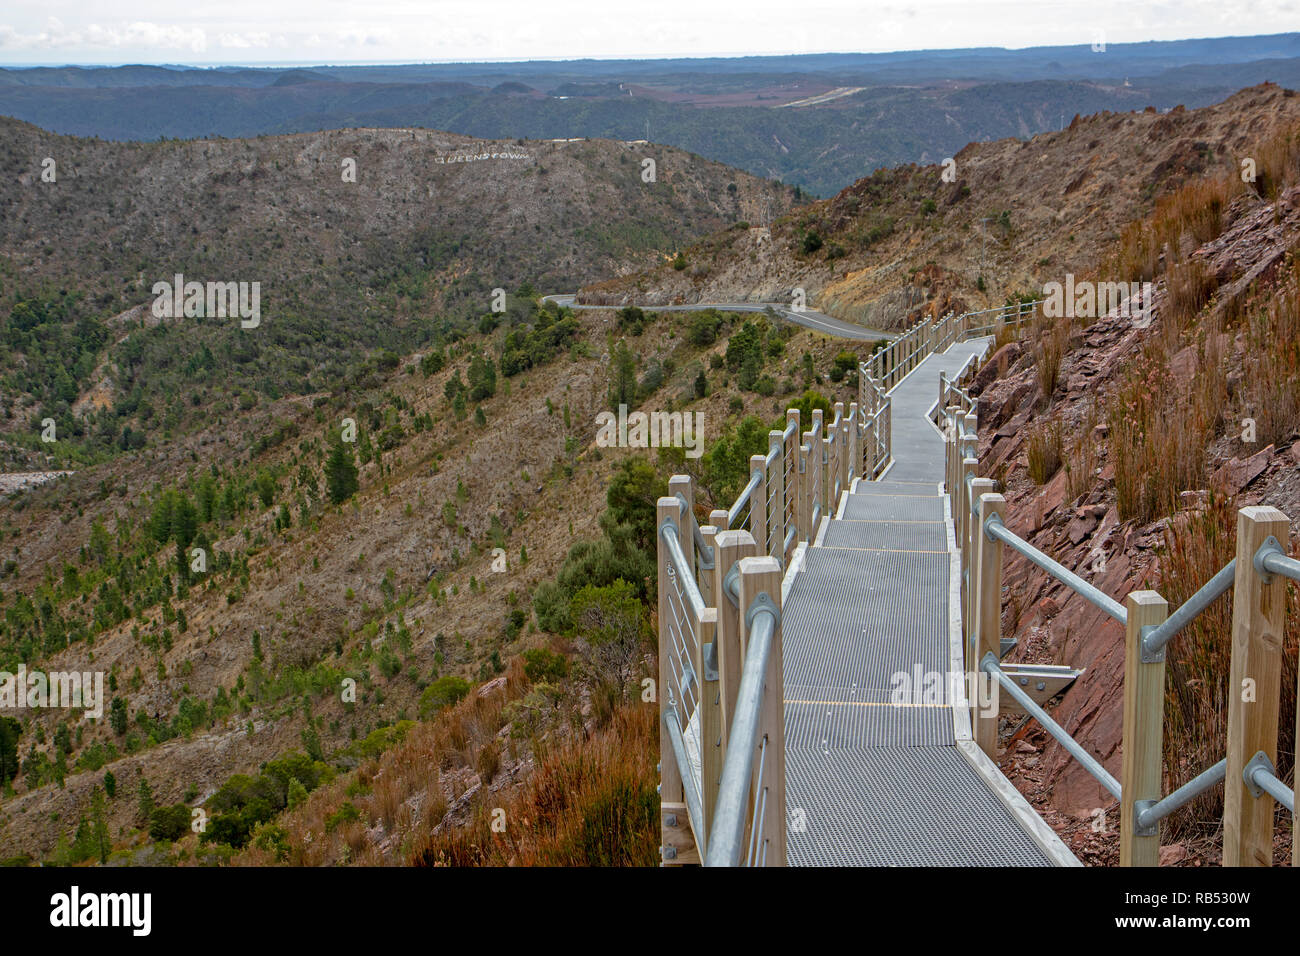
542;294;896;342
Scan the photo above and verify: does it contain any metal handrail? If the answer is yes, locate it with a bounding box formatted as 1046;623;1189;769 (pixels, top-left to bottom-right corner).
705;604;776;867
1135;759;1227;833
660;521;707;621
983;512;1127;624
1256;538;1300;583
664;706;707;845
1142;560;1235;658
728;470;763;528
982;653;1121;799
1245;754;1296;814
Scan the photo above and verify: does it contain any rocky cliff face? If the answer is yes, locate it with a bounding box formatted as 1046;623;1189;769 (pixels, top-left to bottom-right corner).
967;182;1300;864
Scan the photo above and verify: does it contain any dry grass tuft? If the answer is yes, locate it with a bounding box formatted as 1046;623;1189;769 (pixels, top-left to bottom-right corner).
1157;495;1298;845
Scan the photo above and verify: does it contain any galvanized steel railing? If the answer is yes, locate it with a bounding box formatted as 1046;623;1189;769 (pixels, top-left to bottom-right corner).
656;297;1057;867
947;401;1299;867
657;474;787;866
863;299;1040;394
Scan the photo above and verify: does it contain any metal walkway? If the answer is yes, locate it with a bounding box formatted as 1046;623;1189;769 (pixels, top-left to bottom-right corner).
782;338;1066;865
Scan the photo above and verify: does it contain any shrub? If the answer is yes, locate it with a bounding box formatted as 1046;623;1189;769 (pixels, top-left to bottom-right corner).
419;676;471;718
523;648;569;683
148;804;190;842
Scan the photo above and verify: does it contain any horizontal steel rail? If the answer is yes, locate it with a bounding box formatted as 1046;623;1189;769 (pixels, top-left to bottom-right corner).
706;607;776;867
1142;560;1235;658
728;470;763;528
660;521;707;621
1135;759;1226;834
1256;538;1300;583
1245;753;1296;814
982;653;1122;800
983;513;1127;625
663;707;706;844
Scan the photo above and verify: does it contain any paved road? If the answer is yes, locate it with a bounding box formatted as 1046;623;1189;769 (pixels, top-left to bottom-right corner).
542;294;896;342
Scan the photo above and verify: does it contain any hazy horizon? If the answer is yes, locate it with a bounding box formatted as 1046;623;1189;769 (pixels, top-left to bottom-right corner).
3;1;1300;66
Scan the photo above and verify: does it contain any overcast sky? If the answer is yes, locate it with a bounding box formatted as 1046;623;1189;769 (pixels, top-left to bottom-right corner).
1;1;1298;65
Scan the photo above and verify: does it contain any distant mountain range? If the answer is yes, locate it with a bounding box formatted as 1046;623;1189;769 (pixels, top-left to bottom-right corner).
3;34;1300;195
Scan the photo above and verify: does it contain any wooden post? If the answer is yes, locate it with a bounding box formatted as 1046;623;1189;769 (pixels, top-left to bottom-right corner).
960;456;978;592
699;523;718;608
944;406;961;499
668;475;695;582
694;601;720;843
748;454;767;549
847;402;860;487
657;495;687;864
787;410;803;547
972;492;1004;757
768;430;785;560
810;409;824;526
939;371;948;426
1224;506;1290;867
1120;590;1169;867
968;477;996;667
713;530;756;745
738;555;786;866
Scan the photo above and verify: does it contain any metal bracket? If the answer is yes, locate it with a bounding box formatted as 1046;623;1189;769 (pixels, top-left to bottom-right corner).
1132;799;1159;837
661;845;677;861
658;516;679;541
696;544;715;572
1243;750;1276;800
1140;624;1165;664
1253;536;1283;584
701;641;719;682
745;590;781;631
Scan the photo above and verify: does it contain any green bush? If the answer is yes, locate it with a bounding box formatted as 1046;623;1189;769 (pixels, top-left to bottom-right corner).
419;676;471;718
148;804;190;842
523;648;569;683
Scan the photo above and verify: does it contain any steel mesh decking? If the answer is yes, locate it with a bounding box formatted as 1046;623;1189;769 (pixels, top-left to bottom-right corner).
842;495;945;521
780;336;1057;866
785;747;1051;866
852;479;941;496
822;519;947;552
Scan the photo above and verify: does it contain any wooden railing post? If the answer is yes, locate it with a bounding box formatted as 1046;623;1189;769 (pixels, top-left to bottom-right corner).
737;554;786;867
972;492;1006;757
768;430;785;560
847;402;860;487
1224;506;1290;867
810;409;824;526
786;410;802;547
657;495;690;865
944;405;961;501
1120;590;1169;867
968;477;996;668
748;454;767;549
713;529;756;746
668;475;695;581
699;521;718;609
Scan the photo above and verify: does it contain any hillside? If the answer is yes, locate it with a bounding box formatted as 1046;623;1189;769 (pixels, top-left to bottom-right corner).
0;123;801;861
580;85;1300;332
5;36;1300;196
4;80;1299;869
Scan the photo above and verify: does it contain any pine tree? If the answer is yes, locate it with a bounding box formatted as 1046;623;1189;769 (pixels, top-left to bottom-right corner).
137;777;155;824
324;439;359;504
